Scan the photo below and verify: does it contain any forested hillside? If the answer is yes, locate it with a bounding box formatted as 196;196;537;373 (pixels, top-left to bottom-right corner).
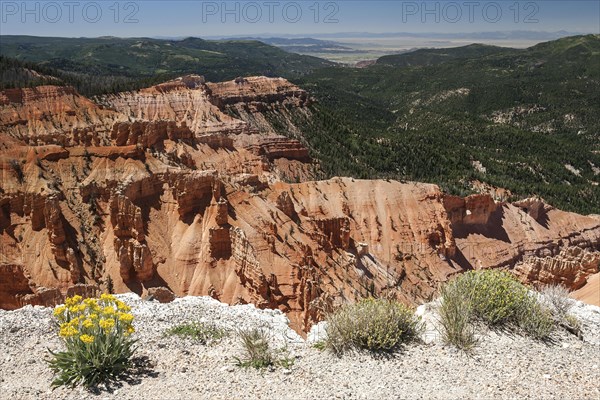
0;35;333;95
297;35;600;213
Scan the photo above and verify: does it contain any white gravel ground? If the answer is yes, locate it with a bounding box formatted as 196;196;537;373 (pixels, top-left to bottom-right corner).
1;294;599;400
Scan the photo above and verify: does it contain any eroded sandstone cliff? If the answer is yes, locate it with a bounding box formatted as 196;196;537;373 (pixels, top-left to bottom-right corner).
1;76;598;332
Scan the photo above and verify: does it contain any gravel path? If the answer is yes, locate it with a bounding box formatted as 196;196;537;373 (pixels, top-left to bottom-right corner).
1;294;599;400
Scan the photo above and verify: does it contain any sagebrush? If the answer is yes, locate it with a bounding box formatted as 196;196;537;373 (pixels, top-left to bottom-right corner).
439;270;555;349
540;284;573;318
438;281;478;351
324;298;422;355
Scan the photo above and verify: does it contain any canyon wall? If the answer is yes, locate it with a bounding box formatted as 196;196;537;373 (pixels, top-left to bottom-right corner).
1;76;598;332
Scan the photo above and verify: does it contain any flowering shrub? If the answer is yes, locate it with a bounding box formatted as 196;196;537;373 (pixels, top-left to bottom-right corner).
47;294;137;388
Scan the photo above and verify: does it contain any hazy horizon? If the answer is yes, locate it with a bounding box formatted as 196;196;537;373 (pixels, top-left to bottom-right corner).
0;29;592;39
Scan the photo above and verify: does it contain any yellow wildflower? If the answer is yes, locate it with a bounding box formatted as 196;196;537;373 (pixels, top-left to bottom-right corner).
89;313;99;320
125;326;135;335
99;318;115;331
103;306;115;316
65;295;82;307
59;324;78;338
82;319;94;329
53;305;66;317
68;306;80;314
118;312;134;324
100;293;116;302
84;298;98;307
79;334;95;344
116;300;131;312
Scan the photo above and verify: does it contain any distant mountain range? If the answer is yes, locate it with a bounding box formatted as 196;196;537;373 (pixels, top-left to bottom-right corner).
226;37;359;54
0;35;333;89
203;30;580;41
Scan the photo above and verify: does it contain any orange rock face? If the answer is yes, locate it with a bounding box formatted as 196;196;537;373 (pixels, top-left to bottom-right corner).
1;76;599;332
0;85;122;146
514;247;600;290
571;273;600;306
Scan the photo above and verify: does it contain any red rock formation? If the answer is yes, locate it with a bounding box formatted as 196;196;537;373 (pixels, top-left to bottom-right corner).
19;287;63;308
111;120;193;147
571;272;600;306
110;195;154;282
43;196;80;283
145;286;176;303
1;77;599;334
444;193;498;226
206;76;310;110
0;85;121;146
100;76;249;136
513;197;551;222
514;247;600;290
0;265;33;309
246;137;310;162
66;284;100;299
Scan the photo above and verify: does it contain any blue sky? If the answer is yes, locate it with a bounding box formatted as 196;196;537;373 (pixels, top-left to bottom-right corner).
1;1;598;37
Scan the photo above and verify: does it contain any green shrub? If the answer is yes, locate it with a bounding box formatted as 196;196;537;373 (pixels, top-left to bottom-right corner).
312;341;327;351
234;327;275;369
517;299;556;339
564;313;582;334
47;294;137;388
233;327;295;370
324;298;422;355
457;269;532;325
439;270;555;349
165;322;227;345
438;281;478;351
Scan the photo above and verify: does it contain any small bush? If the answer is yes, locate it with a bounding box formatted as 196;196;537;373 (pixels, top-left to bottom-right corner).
324;298;422;355
234;328;274;369
517;299;555;339
165;322;227;345
564;313;582;334
540;284;573;318
276;349;295;369
234;328;294;370
312;341;327;351
439;270;555;349
47;294;137;388
438;281;477;351
456;269;532;325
